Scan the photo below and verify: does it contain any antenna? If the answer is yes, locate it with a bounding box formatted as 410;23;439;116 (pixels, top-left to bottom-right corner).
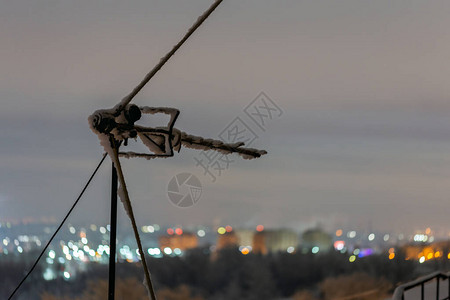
10;2;265;299
89;0;267;298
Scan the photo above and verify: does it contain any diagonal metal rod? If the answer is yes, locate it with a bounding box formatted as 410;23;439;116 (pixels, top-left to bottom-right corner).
113;0;224;115
111;142;157;300
108;163;118;300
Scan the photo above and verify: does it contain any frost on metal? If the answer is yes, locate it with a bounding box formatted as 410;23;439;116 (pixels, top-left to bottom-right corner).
117;185;132;219
89;105;267;160
88;104;267;299
85;1;240;299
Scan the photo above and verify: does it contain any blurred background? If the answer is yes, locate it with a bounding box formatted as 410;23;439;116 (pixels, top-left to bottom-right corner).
1;0;450;299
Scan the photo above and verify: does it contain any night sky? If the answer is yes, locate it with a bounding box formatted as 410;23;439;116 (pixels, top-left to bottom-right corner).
1;0;450;236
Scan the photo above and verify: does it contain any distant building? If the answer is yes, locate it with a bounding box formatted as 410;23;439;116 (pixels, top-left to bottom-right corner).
252;232;266;254
235;229;254;248
253;229;299;254
159;233;198;251
216;232;239;250
301;228;332;252
403;241;450;261
265;229;299;253
214;228;300;254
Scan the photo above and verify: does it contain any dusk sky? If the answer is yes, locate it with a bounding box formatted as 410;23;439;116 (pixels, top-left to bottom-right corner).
1;0;450;236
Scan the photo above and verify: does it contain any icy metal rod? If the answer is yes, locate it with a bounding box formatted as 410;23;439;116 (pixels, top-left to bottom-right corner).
111;142;157;300
114;0;224;115
108;163;118;300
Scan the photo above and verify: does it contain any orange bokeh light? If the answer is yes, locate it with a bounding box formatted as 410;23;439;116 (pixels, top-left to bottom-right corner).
241;247;250;255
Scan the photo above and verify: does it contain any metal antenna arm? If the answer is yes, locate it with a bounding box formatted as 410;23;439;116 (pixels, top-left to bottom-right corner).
113;0;224;115
111;142;157;300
